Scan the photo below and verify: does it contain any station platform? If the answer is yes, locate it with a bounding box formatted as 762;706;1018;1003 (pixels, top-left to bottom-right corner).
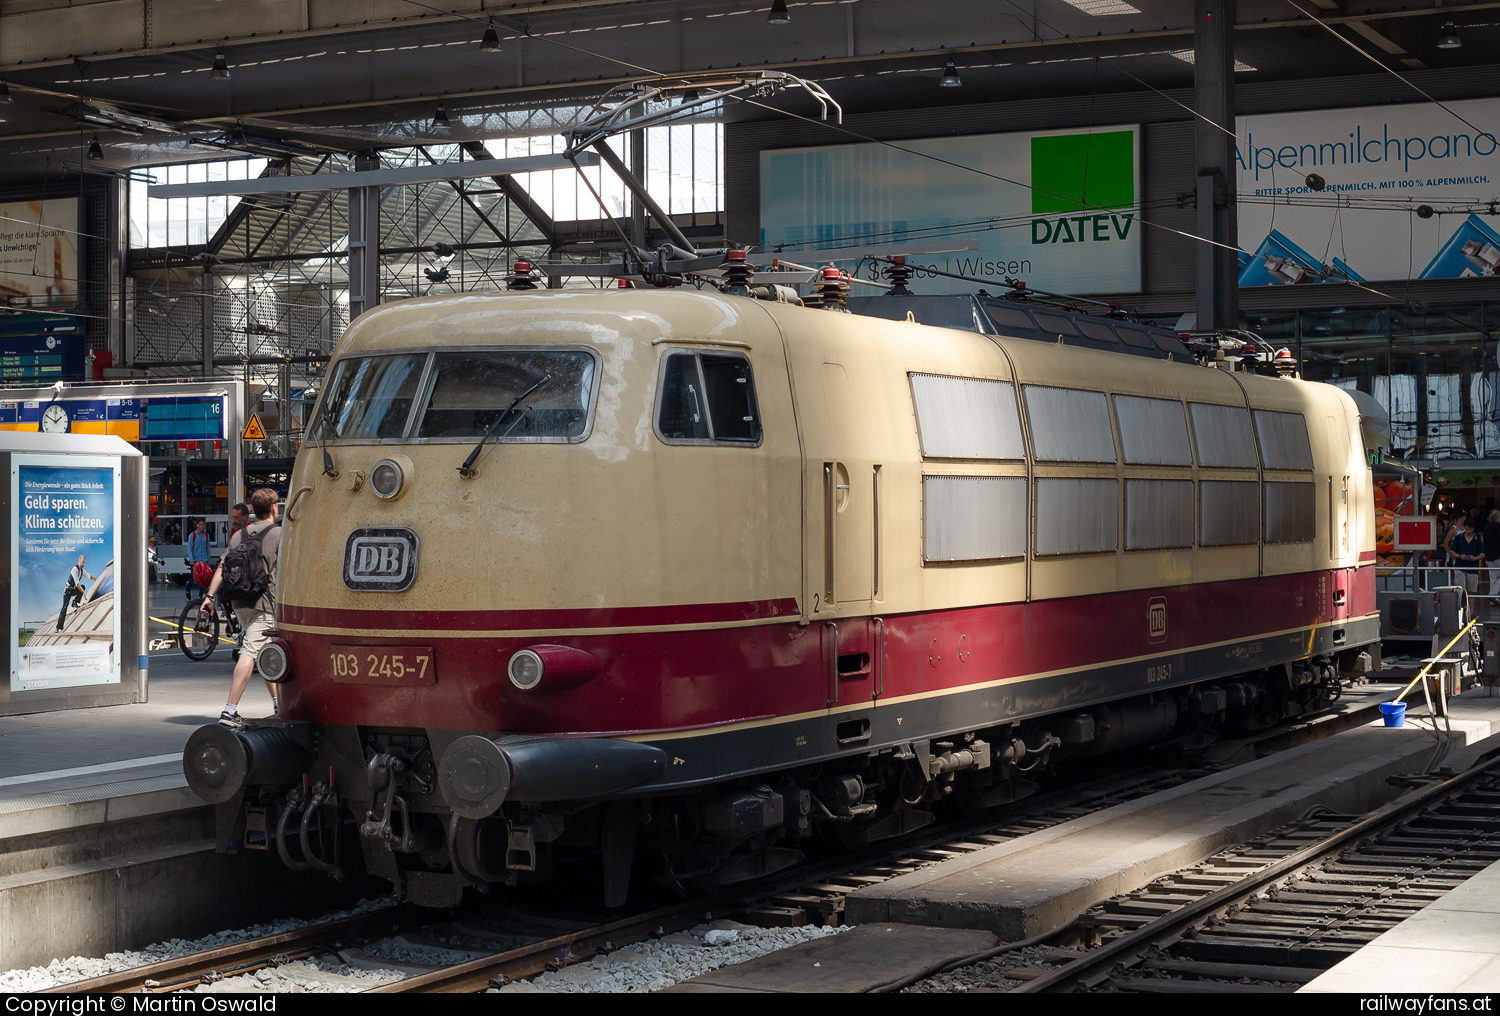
0;584;274;832
0;584;319;973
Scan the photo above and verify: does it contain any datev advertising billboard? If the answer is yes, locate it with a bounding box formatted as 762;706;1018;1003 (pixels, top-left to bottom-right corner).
760;126;1142;294
1236;99;1499;285
9;454;121;692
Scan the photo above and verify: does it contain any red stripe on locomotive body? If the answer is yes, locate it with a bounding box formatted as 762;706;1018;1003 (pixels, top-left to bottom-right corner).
278;565;1377;734
279;597;802;631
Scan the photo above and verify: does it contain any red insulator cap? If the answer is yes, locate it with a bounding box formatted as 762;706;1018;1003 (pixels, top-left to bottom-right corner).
617;278;634;288
891;255;906;265
822;266;841;280
514;261;531;273
1013;280;1027;290
726;249;747;262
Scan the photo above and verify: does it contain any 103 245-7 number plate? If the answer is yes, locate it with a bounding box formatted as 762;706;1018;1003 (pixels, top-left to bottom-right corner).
329;646;435;685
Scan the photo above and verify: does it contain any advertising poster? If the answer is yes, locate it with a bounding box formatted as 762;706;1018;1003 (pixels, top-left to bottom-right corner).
0;199;80;304
760;126;1143;294
1236;98;1500;285
10;454;121;691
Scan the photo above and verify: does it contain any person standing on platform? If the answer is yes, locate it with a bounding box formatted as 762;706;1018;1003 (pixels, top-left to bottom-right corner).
1485;509;1500;600
1450;517;1485;596
229;502;249;540
202;488;281;727
186;517;211;601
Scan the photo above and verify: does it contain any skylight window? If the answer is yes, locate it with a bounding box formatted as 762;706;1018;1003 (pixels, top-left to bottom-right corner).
1061;0;1141;15
485;122;722;222
129;158;269;250
1164;49;1257;72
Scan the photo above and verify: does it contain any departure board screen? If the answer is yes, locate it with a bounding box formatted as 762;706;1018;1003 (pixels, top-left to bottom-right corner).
0;331;82;381
142;397;225;440
0;352;63;380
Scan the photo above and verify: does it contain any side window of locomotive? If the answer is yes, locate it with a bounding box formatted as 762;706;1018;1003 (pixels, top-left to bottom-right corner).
1265;482;1316;543
1189;403;1259;468
1201;480;1262;546
319;353;427;441
656;351;762;445
909;374;1024;460
1036;478;1119;555
414;349;597;442
1253;410;1314;471
1114;396;1192;466
1023;386;1116;463
1126;479;1194;550
923;475;1027;562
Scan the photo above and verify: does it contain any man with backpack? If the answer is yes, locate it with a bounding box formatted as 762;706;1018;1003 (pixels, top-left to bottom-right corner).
200;487;281;727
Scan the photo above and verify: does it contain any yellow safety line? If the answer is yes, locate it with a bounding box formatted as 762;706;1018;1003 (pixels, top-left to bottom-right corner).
150;614;239;647
1392;618;1477;705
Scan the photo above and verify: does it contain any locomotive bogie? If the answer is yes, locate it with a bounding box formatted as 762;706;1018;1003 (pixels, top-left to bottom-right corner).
183;288;1381;904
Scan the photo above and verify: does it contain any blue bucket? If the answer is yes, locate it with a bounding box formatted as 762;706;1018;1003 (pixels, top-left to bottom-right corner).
1380;701;1407;728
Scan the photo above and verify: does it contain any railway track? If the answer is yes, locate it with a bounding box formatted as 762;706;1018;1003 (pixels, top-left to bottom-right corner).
43;761;1201;994
42;697;1399;995
892;755;1500;993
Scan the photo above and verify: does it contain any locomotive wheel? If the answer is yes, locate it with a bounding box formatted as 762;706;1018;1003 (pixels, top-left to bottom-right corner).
178;601;219;661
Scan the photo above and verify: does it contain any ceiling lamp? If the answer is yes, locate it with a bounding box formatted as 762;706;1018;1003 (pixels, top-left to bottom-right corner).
210;50;231;80
939;59;963;88
767;0;791;25
86;136;104;160
434;103;450;128
0;78;11;104
480;22;502;53
1436;21;1462;49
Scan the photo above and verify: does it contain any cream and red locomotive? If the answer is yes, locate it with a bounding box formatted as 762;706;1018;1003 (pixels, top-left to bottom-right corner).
184;284;1378;906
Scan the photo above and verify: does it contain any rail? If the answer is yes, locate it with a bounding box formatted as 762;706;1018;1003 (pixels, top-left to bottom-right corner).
1009;751;1500;994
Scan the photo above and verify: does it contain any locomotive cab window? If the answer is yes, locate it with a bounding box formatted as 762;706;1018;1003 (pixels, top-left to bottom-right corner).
316;348;600;444
656;351;762;445
316;353;427;441
414;348;597;442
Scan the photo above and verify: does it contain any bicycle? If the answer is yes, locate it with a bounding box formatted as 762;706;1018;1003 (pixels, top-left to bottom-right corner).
177;595;243;662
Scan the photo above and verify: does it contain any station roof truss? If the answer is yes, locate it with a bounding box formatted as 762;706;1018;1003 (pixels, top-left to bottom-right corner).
1;0;1495;381
1;0;1495;188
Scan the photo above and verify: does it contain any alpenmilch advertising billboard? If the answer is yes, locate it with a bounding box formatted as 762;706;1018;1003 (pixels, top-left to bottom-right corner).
1236;99;1499;285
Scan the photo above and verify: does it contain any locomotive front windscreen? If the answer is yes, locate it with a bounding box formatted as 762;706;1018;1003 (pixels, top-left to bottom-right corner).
315;348;599;443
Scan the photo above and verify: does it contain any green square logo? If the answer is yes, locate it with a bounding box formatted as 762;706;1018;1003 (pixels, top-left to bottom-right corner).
1031;131;1135;214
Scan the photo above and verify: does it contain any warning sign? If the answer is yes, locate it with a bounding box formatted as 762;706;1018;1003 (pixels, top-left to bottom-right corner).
240;413;267;442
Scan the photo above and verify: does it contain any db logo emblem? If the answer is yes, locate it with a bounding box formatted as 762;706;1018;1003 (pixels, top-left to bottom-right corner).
343;528;419;592
1147;597;1168;643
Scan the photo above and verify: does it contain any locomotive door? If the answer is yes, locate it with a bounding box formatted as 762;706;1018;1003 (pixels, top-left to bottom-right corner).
806;362;880;713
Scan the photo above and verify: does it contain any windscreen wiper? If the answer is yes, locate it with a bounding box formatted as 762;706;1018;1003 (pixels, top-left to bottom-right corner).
458;375;552;479
318;405;340;478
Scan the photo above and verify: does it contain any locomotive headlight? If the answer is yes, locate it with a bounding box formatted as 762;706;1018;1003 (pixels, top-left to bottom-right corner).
257;638;292;683
370;456;411;500
507;649;545;690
